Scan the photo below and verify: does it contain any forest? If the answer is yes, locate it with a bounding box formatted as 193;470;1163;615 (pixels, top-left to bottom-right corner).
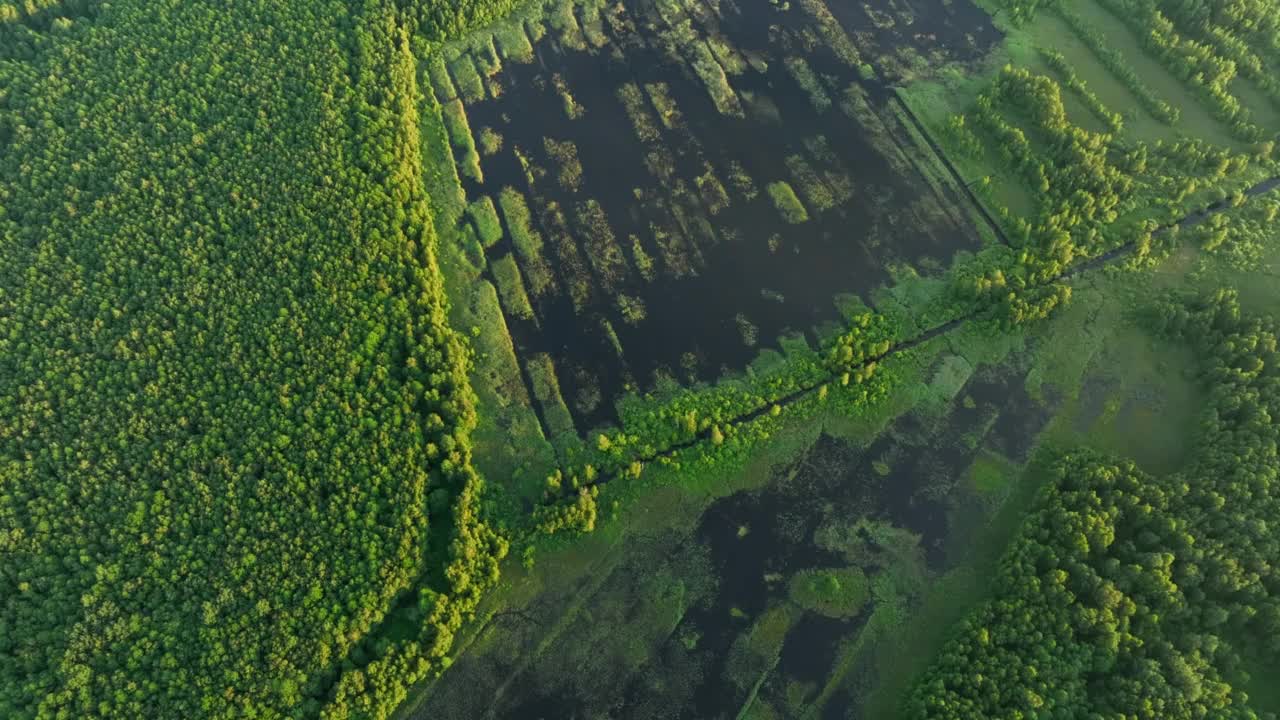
2;0;1279;717
0;1;507;719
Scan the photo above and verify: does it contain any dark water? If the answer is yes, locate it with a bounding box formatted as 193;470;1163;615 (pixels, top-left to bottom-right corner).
414;361;1058;719
446;0;998;434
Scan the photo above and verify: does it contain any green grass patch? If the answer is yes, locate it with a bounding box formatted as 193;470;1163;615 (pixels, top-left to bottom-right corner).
787;567;869;619
527;352;578;443
448;52;486;104
478;126;503;156
442;99;483;183
494;22;535;63
691;40;744;117
784;155;835;213
468;195;503;248
446;273;555;509
856;452;1049;720
965;449;1018;496
767;181;809;224
427;54;457;102
491;253;535;320
421;96;467;226
498;187;556;297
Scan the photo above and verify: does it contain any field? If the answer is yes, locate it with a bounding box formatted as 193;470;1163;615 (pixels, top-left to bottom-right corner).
3;0;1279;718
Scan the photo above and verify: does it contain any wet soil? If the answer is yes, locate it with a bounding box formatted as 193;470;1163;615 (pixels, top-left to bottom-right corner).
446;0;998;433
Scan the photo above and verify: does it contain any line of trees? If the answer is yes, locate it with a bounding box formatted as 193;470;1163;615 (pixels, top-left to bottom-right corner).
999;0;1280;141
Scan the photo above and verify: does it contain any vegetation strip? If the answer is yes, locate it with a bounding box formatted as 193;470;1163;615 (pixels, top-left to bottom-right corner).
891;90;1012;246
538;177;1280;514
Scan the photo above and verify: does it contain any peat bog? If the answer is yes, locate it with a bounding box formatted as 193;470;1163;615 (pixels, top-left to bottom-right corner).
436;0;999;434
412;362;1055;719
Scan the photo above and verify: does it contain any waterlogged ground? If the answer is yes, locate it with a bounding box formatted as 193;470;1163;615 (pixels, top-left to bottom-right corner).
432;0;999;435
407;360;1056;720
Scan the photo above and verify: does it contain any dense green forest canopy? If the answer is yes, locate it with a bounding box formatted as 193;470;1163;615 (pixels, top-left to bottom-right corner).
0;1;506;718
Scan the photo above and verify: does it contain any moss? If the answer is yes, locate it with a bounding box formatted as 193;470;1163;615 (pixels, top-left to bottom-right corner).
787;567;870;618
767;181;808;224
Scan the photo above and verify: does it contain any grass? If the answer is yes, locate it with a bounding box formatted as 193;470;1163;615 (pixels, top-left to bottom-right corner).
856;451;1053;720
548;0;588;52
1236;637;1280;717
787;567;870;618
628;235;657;282
767;181;809;224
543;136;583;192
897;78;1037;220
527;352;578;442
1066;0;1241;148
618;82;661;143
448;52;486;104
408;1;1280;714
478;126;503;156
574;199;630;289
966;449;1018;496
453;276;555;508
644;82;683;129
498;187;556;297
491;253;535;320
420;96;467;226
427;54;457;102
441;99;483;183
695;164;731;215
578;1;609;49
494;21;535;63
470;35;503;77
468;195;503;248
1028;272;1205;477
